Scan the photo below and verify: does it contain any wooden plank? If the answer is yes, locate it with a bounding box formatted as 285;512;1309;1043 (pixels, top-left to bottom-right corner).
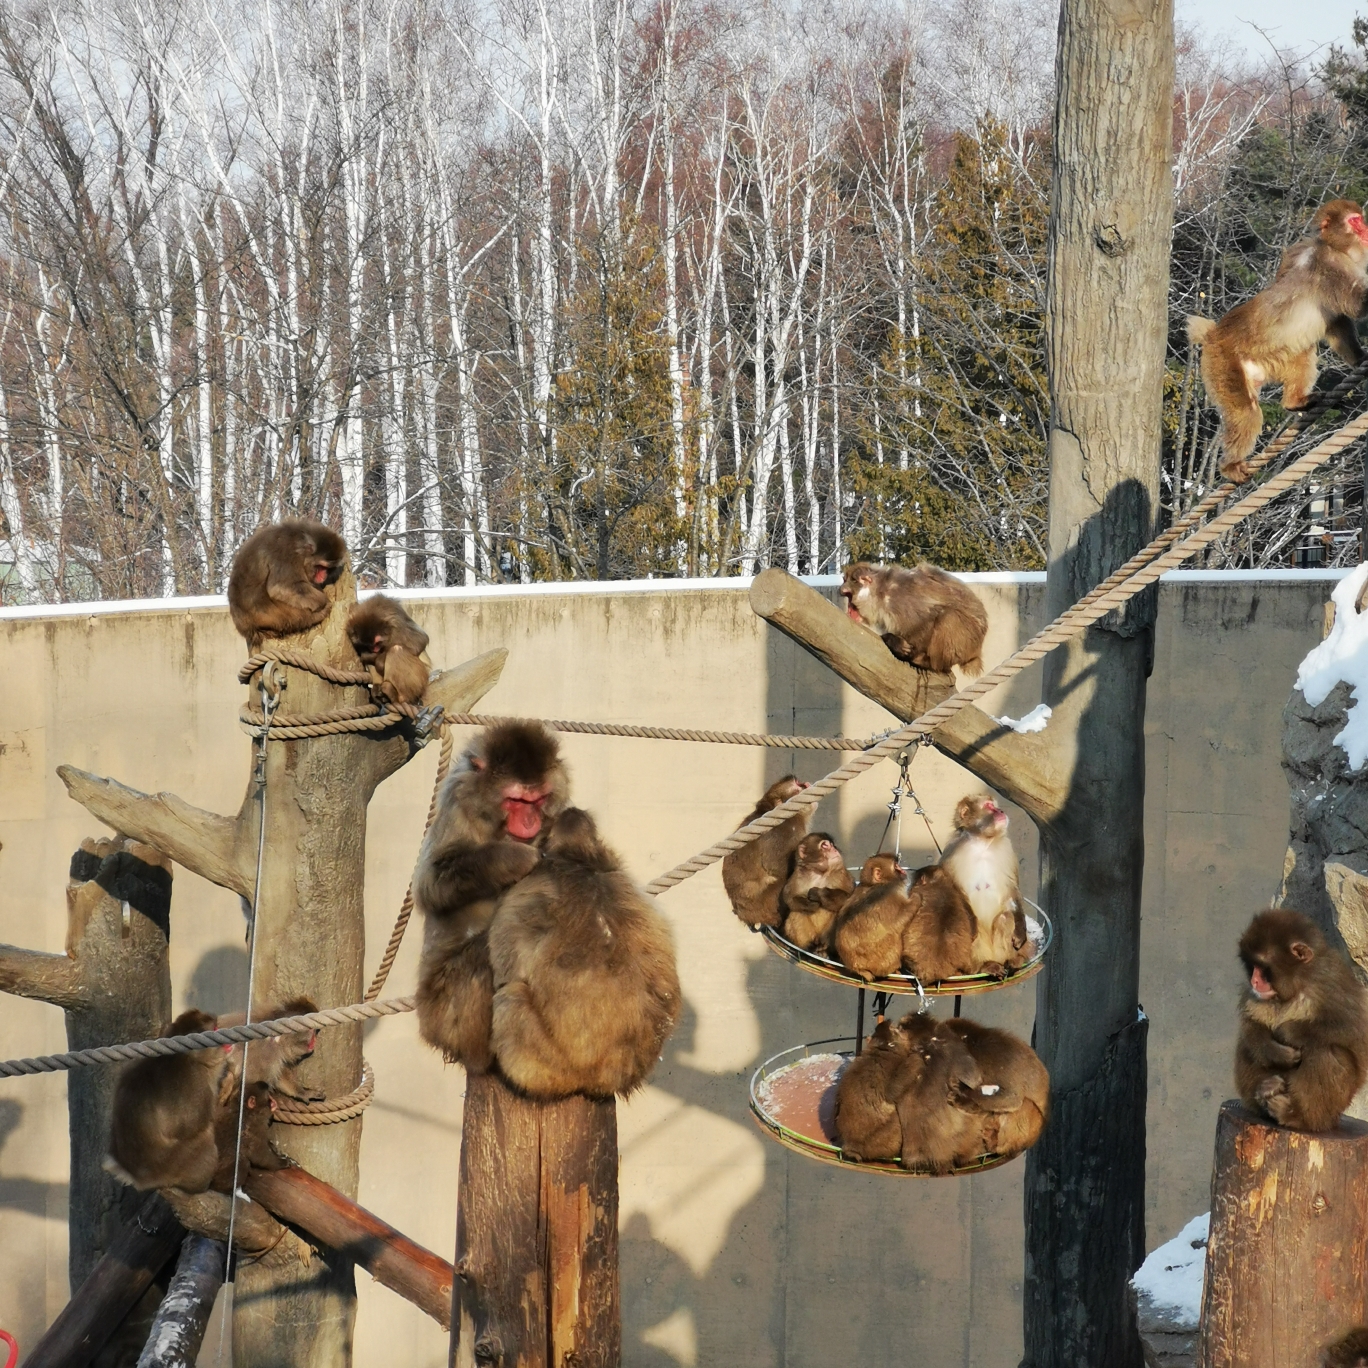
134;1236;226;1368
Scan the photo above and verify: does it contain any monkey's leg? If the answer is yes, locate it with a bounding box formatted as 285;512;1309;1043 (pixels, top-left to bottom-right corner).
1279;350;1319;411
1287;1047;1360;1131
1326;316;1366;366
1203;345;1263;478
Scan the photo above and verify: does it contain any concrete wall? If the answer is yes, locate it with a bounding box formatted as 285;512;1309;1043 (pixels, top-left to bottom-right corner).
0;569;1342;1367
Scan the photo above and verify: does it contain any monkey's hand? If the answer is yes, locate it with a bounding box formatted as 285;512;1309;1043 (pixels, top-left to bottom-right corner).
1262;1037;1302;1068
978;960;1009;981
1254;1074;1289;1110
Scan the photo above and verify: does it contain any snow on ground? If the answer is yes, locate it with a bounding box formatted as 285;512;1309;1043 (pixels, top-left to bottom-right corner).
992;704;1052;734
1131;1212;1209;1323
1296;563;1368;770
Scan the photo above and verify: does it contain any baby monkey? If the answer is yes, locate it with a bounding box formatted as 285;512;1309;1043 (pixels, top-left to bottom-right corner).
781;833;854;950
1235;909;1368;1131
840;562;987;676
346;594;431;706
721;775;812;929
832;854;915;980
227;519;347;644
834;1014;934;1161
210;1080;289;1193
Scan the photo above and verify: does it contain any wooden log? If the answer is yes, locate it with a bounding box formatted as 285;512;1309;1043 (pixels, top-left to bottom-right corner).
23;1194;184;1368
1198;1101;1368;1368
134;1236;226;1368
453;1074;619;1368
244;1166;454;1328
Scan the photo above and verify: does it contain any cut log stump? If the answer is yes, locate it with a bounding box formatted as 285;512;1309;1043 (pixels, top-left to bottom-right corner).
453;1073;619;1368
1198;1101;1368;1368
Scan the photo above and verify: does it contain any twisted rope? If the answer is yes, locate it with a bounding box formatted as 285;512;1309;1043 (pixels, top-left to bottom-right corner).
238;649;372;687
273;1059;375;1125
442;713;884;750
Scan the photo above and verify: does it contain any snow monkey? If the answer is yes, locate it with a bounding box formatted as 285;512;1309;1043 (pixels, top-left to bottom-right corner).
227;519;348;643
834;1014;934;1162
721;774;812;929
1323;1328;1368;1367
217;996;324;1102
832;854;916;980
942;1017;1050;1157
1187;199;1368;482
488;807;681;1098
901;864;978;985
780;833;854;950
938;794;1029;978
1235;909;1368;1132
840;562;988;676
210;1080;289;1193
346;595;431;706
413;721;569;1071
105;1010;236;1193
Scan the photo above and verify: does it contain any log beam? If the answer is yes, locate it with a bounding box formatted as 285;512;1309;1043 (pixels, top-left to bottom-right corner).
134;1236;226;1368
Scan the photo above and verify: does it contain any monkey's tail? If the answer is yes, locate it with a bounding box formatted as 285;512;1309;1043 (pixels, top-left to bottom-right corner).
1186;315;1215;347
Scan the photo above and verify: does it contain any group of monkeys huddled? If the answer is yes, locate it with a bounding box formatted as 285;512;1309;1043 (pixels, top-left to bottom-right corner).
723;780;1031;985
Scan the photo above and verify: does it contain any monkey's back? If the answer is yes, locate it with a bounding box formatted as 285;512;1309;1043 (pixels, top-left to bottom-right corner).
833;882;916;980
833;1044;905;1160
945;1019;1049;1155
721;808;809;927
108;1054;220;1190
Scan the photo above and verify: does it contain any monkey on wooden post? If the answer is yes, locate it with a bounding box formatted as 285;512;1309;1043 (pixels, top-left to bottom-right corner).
937;794;1029;978
413;721;569;1071
227;520;348;644
780;833;854;950
943;1017;1049;1157
488;808;680;1098
1235;908;1368;1131
1323;1328;1368;1368
833;1014;933;1162
832;854;915;980
840;562;988;676
105;1010;236;1193
721;775;811;929
346;594;431;705
210;1080;289;1193
1187;199;1368;482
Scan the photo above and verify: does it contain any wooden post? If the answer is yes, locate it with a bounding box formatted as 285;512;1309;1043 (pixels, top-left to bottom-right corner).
53;571;506;1368
453;1074;620;1368
1198;1102;1368;1368
134;1236;226;1368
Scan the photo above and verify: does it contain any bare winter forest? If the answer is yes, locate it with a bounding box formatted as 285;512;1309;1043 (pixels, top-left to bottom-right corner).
0;0;1366;601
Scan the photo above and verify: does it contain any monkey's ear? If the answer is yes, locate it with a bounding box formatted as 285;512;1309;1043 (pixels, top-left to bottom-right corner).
1289;940;1315;964
246;1094;258;1110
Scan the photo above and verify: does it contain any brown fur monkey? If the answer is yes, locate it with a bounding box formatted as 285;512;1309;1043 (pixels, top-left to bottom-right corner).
1235;909;1368;1131
1323;1329;1368;1368
781;833;854;950
488;808;681;1098
227;519;347;643
901;865;978;984
840;562;988;676
346;595;431;706
943;1017;1049;1157
834;1014;933;1161
218;996;324;1101
105;1010;236;1193
414;722;569;1072
1188;200;1368;482
721;775;811;929
938;794;1029;978
210;1080;289;1193
832;854;915;980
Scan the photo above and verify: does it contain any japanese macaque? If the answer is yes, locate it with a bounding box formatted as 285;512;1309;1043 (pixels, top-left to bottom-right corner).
721;775;812;929
902;865;978;985
227;520;347;643
487;808;680;1098
832;854;915;980
346;595;431;706
834;1014;935;1161
105;1010;236;1193
414;722;569;1072
1187;200;1368;482
781;833;854;950
210;1081;288;1193
1323;1328;1368;1368
943;1017;1049;1157
1235;909;1368;1132
938;795;1029;978
218;997;323;1102
840;562;988;677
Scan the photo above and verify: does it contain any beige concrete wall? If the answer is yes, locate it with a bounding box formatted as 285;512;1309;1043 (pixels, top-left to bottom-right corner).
0;569;1340;1367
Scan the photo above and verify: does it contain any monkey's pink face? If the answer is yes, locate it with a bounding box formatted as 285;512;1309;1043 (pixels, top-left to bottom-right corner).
1348;211;1368;247
841;576;872;622
973;800;1008;834
501;783;556;842
1248;964;1277;1001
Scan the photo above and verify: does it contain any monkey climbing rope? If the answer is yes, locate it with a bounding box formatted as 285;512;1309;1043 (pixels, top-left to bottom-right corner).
3;377;1368;1085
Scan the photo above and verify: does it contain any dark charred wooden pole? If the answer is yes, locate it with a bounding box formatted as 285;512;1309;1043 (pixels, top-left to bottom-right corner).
453;1075;620;1368
1199;1102;1368;1366
1024;0;1173;1361
134;1236;226;1368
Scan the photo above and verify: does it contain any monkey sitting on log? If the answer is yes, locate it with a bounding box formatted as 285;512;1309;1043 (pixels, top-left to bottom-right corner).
1323;1328;1368;1368
780;833;854;950
832;854;915;980
488;808;681;1098
937;794;1029;979
346;595;431;706
227;519;348;644
210;1080;289;1193
1187;199;1368;483
414;721;569;1072
1235;909;1368;1131
721;775;811;929
834;1014;934;1162
942;1017;1049;1157
105;1010;236;1193
840;562;988;676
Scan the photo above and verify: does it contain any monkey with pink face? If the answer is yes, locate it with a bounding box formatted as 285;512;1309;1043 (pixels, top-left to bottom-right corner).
840;562;987;676
938;794;1029;978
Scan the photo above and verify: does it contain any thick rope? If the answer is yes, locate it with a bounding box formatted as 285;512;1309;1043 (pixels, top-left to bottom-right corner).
273;1059;375;1126
643;406;1368;895
442;713;884;750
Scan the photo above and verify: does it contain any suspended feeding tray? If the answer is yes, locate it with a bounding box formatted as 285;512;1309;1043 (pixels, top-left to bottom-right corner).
759;903;1053;997
748;1038;1018;1177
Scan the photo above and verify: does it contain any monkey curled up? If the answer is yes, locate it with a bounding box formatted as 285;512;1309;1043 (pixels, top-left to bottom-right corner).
346;594;432;705
1235;909;1368;1132
1187;199;1368;483
227;519;348;645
